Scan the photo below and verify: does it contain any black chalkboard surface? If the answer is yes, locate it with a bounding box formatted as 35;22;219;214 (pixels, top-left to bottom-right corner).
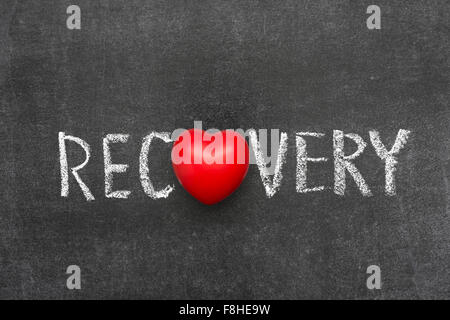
0;0;449;299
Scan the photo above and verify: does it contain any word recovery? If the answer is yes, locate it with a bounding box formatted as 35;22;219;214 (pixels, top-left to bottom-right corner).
58;128;410;201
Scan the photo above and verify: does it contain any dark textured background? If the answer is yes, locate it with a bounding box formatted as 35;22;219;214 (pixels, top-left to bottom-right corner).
0;0;449;299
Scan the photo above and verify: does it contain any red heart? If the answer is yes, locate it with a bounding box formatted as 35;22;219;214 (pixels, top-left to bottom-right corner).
172;129;249;205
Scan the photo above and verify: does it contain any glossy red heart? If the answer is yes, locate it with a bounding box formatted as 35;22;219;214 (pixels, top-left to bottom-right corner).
172;129;249;205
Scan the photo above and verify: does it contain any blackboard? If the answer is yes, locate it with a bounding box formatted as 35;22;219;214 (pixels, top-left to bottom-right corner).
0;0;449;299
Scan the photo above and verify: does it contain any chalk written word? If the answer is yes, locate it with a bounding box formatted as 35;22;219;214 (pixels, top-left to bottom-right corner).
59;128;410;201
